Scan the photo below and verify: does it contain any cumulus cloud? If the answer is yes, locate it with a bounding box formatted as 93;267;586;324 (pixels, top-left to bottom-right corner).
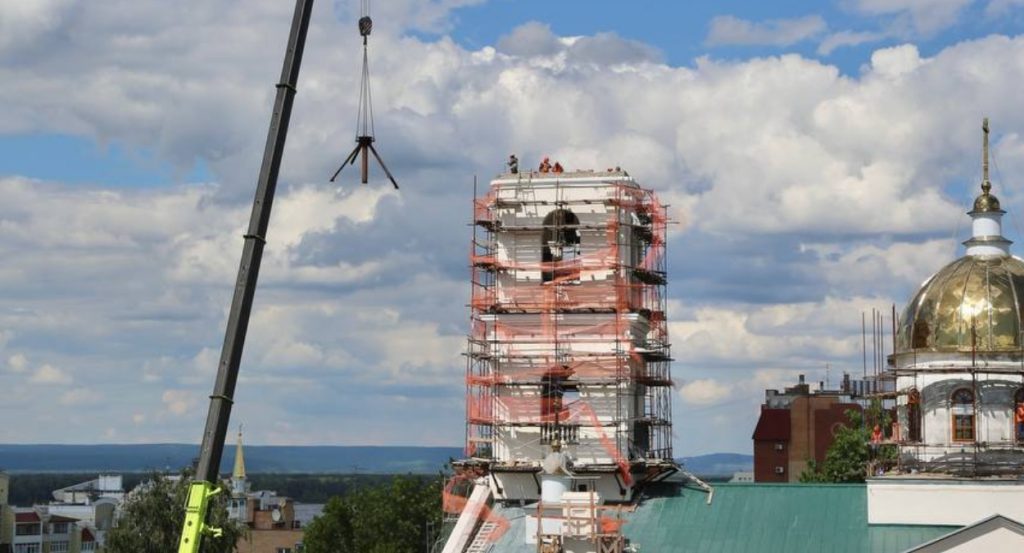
566;32;662;65
497;21;563;57
30;364;72;385
806;239;956;297
986;0;1024;16
497;21;660;65
3;1;1024;451
706;15;827;47
679;379;732;405
849;0;975;36
818;30;886;55
0;0;76;53
7;353;28;373
347;0;487;35
670;295;899;375
162;389;197;417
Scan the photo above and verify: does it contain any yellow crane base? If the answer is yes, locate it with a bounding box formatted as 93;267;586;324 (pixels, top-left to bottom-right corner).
177;481;222;553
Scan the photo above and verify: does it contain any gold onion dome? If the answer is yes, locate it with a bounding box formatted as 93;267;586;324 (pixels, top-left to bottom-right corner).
896;255;1024;353
896;118;1021;354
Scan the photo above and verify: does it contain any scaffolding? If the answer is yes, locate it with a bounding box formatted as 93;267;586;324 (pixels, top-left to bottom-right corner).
535;491;627;553
847;317;1024;476
867;354;1024;477
464;174;673;475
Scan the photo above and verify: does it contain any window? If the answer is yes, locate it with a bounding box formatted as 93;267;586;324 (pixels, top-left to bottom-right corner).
540;371;568;421
276;548;292;553
14;544;41;553
49;541;69;553
16;523;41;536
81;542;96;552
774;443;785;451
951;388;975;442
907;388;922;443
774;466;785;474
541;209;581;283
51;522;69;534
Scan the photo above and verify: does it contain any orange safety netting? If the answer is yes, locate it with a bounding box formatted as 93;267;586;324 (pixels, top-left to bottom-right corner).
465;177;672;467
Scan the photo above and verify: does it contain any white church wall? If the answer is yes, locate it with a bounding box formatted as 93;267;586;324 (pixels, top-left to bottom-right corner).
868;481;1024;525
896;372;1023;461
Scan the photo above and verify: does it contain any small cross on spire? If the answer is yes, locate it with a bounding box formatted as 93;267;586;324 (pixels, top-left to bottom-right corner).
982;117;991;194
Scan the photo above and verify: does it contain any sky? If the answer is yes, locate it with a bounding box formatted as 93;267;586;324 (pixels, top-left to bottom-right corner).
3;0;1024;456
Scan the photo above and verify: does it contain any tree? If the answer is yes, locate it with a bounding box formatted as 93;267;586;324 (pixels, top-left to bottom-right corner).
799;400;898;483
105;472;244;553
303;475;442;553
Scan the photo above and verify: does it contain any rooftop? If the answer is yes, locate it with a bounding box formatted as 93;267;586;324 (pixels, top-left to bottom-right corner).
483;482;956;553
15;511;41;523
492;168;634;184
751;408;790;441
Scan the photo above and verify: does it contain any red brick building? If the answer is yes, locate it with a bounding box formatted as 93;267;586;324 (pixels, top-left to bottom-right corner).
752;375;861;482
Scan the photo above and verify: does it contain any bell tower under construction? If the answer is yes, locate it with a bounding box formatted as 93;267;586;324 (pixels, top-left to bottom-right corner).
460;168;675;506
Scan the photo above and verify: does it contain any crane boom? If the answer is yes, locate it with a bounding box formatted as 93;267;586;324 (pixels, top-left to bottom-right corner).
177;1;315;551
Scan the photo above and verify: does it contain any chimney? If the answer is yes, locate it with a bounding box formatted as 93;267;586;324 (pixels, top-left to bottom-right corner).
798;374;805;385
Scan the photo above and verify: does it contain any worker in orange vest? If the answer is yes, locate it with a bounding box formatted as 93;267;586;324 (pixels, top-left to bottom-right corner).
539;157;552;173
553;161;564;174
1015;402;1024;442
869;424;883;458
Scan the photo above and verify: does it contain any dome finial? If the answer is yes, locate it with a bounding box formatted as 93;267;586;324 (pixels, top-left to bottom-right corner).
972;117;1001;213
982;117;991;194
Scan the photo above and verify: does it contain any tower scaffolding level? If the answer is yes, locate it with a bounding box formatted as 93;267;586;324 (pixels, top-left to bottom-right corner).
457;168;675;506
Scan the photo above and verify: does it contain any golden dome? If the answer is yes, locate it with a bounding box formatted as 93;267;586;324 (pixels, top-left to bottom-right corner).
972;190;1002;213
897;256;1024;353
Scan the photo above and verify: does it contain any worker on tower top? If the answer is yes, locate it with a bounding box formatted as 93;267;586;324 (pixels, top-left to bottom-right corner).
553;161;564;174
539;157;552;173
507;154;519;174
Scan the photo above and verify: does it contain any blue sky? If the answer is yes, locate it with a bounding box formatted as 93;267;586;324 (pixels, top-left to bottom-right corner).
3;0;1024;455
0;134;211;186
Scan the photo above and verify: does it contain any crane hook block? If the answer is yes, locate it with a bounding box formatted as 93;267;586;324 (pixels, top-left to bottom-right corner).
359;16;373;37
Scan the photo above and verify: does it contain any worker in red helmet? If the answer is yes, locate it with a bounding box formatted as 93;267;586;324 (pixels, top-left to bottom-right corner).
553;161;564;174
539;157;551;173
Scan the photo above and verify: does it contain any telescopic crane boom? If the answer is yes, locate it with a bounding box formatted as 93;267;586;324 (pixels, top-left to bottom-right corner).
177;1;315;551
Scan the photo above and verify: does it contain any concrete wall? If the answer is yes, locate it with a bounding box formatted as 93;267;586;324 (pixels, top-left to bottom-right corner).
868;480;1024;525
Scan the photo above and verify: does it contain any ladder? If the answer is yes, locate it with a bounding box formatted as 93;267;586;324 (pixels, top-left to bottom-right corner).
465;521;499;553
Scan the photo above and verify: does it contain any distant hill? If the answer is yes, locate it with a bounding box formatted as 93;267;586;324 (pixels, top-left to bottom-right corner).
0;444;461;474
0;444;752;477
678;453;753;477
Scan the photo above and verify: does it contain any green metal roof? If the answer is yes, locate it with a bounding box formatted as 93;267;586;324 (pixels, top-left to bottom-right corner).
485;483;957;553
